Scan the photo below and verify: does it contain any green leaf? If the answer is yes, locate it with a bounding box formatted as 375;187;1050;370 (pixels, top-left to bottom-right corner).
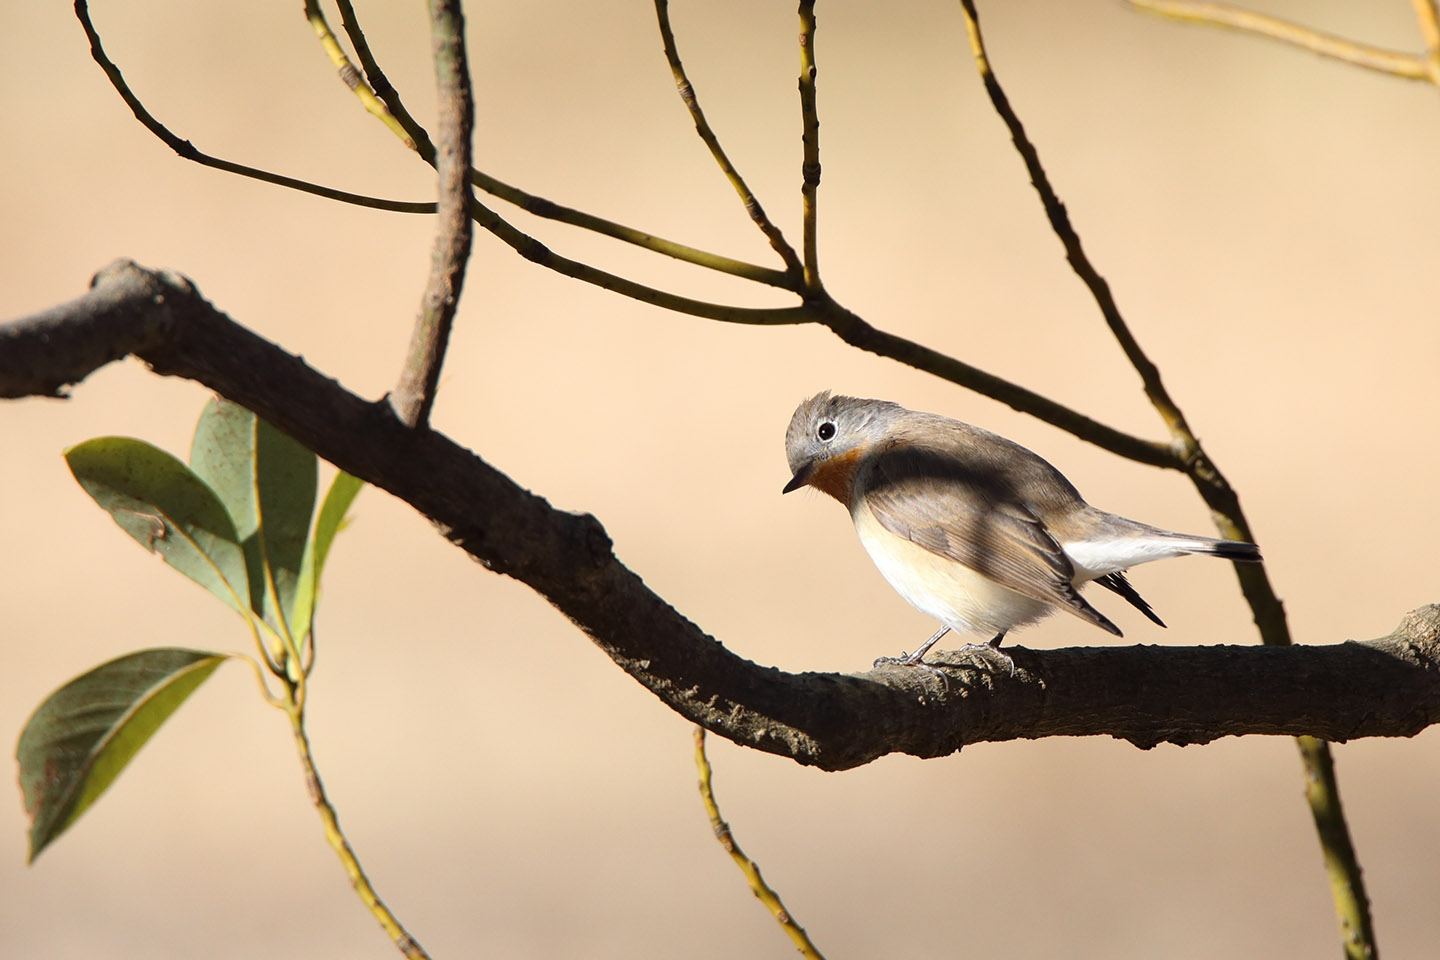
289;471;364;643
17;648;228;862
190;398;317;636
66;437;251;616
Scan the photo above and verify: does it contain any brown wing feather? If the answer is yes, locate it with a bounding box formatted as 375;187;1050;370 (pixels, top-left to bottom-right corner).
860;446;1120;635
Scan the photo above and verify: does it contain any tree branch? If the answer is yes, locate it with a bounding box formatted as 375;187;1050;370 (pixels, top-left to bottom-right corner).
72;0;434;215
329;0;798;289
390;0;475;428
71;0;1179;465
5;262;1439;771
1128;0;1438;83
654;0;804;278
956;6;1373;949
797;0;822;289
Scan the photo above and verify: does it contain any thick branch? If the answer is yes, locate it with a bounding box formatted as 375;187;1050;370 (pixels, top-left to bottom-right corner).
6;263;1439;770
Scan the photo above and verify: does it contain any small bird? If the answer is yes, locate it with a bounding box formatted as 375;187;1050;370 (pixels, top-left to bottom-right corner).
783;392;1261;673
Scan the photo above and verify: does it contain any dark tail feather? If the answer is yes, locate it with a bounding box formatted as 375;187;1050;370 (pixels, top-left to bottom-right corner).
1095;571;1166;628
1169;532;1261;562
1206;539;1262;563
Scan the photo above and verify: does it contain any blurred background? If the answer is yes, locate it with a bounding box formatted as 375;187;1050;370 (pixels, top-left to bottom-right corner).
3;1;1438;956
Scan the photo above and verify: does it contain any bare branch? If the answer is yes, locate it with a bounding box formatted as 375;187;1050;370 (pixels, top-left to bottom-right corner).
694;728;825;958
654;0;804;277
390;0;475;428
958;3;1373;950
4;263;1438;772
71;0;1184;466
813;296;1179;468
958;0;1284;644
1129;0;1437;83
333;0;799;288
797;0;821;289
303;0;418;149
959;1;1188;442
72;0;434;214
1416;0;1440;63
469;169;801;288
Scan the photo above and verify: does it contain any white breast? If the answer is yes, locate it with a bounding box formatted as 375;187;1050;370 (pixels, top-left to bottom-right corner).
851;501;1054;639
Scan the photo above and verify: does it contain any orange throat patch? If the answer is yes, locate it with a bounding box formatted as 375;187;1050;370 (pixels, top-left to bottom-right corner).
805;448;864;504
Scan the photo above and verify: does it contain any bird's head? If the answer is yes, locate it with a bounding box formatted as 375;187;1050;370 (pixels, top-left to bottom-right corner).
783;392;900;500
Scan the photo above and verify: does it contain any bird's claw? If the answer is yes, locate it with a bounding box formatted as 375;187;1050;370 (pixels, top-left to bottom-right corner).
957;641;1016;677
872;652;952;690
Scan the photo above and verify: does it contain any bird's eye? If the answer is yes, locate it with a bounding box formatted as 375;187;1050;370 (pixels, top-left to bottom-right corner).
817;421;836;441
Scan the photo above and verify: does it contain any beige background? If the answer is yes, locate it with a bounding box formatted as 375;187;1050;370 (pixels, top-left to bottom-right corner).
4;1;1438;957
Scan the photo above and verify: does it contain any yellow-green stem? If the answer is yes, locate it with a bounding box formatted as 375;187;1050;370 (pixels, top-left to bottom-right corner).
1129;0;1433;82
694;728;825;959
288;704;430;960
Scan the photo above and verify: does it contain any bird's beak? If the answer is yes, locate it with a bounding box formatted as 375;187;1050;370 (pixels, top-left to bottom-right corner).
782;461;815;494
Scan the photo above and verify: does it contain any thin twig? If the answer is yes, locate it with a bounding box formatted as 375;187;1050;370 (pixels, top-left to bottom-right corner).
654;0;804;277
475;169;801;288
1413;0;1440;81
303;0;417;149
71;0;434;214
1297;735;1379;959
288;708;431;959
333;0;436;160
957;3;1376;955
1129;0;1435;82
330;0;797;289
390;0;475;428
813;296;1178;467
74;0;1191;468
959;0;1191;444
797;0;822;289
693;728;825;960
958;0;1282;631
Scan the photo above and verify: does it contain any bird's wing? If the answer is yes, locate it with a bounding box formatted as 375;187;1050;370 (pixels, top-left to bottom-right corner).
861;447;1120;635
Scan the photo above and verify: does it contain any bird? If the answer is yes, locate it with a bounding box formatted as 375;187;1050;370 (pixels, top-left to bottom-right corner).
782;392;1262;673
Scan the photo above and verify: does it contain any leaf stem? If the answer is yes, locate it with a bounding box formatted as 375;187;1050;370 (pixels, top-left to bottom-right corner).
237;653;286;709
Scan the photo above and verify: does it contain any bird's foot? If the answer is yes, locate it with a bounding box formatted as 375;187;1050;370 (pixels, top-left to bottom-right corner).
872;650;952;690
954;640;1016;677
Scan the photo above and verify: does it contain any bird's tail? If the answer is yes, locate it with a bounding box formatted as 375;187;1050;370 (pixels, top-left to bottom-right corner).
1065;523;1262;579
1168;534;1262;563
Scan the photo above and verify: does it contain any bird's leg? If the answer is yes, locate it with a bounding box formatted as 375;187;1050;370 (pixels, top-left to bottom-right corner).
873;625;950;667
873;625;953;687
954;631;1016;676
